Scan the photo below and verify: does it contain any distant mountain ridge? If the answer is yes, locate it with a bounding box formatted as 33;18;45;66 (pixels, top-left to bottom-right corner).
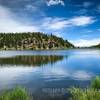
90;43;100;48
0;32;74;50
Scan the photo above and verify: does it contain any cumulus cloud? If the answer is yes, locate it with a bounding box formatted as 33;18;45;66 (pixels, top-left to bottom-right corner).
47;0;65;6
41;16;95;30
0;5;39;33
70;38;100;47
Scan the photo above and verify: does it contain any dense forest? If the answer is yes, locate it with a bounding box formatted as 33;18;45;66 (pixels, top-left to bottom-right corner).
0;32;74;50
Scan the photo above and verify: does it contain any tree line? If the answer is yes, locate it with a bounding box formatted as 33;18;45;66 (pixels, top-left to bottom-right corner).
0;32;74;50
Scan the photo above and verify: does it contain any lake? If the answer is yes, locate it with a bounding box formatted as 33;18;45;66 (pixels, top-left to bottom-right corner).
0;49;100;100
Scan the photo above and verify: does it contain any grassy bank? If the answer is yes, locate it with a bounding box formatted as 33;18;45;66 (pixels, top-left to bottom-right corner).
70;76;100;100
0;76;100;100
0;87;30;100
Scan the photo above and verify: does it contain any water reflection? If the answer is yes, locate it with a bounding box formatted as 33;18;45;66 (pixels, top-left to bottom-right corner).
0;50;100;100
0;55;64;66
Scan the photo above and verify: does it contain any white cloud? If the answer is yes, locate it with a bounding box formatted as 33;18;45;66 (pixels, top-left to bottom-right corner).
25;4;37;11
42;17;68;30
0;5;39;33
53;32;62;37
69;16;95;26
75;9;88;15
47;0;65;6
70;38;100;47
41;16;95;30
0;5;96;33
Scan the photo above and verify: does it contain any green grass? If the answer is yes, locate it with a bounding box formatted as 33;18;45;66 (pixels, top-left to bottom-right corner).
0;87;30;100
70;88;100;100
0;76;100;100
91;76;100;89
70;76;100;100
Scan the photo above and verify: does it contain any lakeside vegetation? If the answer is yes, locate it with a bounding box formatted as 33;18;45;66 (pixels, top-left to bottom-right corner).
0;76;100;100
70;76;100;100
0;32;74;50
0;87;30;100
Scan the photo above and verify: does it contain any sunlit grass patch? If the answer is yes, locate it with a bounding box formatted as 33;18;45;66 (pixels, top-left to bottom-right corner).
0;87;30;100
70;88;100;100
69;76;100;100
91;76;100;89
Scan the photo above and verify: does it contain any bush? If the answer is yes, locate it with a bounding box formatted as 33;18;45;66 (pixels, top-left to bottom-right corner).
0;87;30;100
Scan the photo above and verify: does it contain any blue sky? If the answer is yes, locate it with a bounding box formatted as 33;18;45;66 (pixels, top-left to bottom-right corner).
0;0;100;47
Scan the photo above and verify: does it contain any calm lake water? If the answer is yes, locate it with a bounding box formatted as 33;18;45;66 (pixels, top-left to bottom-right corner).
0;49;100;100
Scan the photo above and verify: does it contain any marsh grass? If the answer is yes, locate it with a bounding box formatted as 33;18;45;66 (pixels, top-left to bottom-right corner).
91;76;100;89
70;88;100;100
0;87;30;100
0;76;100;100
70;76;100;100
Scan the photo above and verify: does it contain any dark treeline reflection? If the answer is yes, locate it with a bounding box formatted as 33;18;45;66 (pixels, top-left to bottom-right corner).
0;55;64;66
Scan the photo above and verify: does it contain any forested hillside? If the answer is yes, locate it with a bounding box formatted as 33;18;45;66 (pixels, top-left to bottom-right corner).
90;43;100;48
0;32;74;50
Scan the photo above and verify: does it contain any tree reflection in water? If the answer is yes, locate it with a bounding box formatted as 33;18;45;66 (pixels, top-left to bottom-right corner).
0;55;64;66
